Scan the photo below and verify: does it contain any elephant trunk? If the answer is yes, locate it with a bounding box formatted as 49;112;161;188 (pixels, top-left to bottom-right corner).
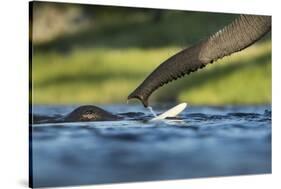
128;14;271;107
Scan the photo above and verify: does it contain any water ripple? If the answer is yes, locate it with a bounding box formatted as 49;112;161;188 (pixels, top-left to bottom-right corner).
30;105;271;187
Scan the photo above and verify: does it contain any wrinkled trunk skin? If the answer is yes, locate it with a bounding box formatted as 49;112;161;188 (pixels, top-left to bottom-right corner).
128;14;271;107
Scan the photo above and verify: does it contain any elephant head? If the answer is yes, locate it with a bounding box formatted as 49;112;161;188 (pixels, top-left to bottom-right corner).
128;14;271;107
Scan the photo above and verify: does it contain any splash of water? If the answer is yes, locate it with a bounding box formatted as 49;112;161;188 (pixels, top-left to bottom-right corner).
147;106;157;118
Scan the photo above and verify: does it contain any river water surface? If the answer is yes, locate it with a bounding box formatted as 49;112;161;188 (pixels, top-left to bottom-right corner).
30;104;271;188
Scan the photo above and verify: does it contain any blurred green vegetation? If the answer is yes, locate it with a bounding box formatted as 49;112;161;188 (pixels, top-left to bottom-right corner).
31;2;271;105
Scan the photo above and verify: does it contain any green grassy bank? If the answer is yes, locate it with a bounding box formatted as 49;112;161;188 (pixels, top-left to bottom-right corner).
32;40;271;105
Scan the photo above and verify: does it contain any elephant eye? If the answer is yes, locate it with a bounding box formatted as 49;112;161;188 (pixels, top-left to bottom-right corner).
85;110;93;114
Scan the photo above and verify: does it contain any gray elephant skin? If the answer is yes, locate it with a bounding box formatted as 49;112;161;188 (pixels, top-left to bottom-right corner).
128;14;271;107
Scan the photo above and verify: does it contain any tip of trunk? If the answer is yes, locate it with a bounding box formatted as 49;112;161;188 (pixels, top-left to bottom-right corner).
127;92;149;108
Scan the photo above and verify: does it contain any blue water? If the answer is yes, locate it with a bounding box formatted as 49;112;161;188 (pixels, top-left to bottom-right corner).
30;104;271;188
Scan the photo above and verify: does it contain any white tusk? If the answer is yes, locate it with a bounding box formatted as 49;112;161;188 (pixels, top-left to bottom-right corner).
150;103;187;121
